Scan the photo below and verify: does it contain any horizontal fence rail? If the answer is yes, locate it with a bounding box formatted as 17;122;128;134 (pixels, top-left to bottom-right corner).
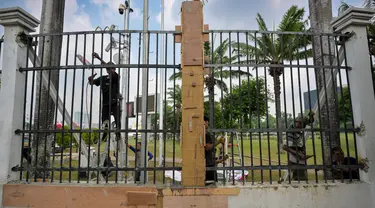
204;30;362;185
12;29;364;186
16;30;182;185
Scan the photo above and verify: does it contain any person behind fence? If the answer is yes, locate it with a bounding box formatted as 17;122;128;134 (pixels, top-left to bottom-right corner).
215;136;228;165
282;112;315;181
331;147;369;180
128;142;154;182
204;115;225;184
88;52;121;177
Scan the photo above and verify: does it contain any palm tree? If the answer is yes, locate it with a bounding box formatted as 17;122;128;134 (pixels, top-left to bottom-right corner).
169;40;251;124
167;85;182;140
233;5;312;149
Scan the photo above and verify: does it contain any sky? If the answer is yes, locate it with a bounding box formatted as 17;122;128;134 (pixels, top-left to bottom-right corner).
0;0;366;128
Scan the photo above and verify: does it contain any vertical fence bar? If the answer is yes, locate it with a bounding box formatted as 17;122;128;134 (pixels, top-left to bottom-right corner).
70;34;77;183
51;34;61;183
172;32;177;184
304;34;318;183
154;33;159;184
335;36;348;182
228;32;235;185
27;37;38;182
125;33;132;184
327;35;338;182
20;36;30;181
88;33;95;183
163;33;168;184
135;32;142;184
219;32;226;185
34;35;45;182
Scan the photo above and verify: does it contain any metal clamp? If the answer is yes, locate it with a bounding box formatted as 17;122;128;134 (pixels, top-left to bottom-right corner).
356;121;366;136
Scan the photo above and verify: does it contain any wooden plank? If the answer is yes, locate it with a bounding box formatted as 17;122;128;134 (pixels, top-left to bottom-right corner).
204;24;210;42
163;188;240;196
181;1;204;66
163;196;228;208
3;184;157;208
175;25;182;43
127;191;157;205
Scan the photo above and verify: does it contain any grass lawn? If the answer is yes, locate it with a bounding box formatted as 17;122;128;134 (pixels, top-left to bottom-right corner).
128;133;357;166
32;133;356;184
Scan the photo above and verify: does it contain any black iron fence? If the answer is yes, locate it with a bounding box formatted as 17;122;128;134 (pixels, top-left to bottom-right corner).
367;29;375;97
0;35;3;84
204;30;363;185
13;29;364;186
15;30;182;184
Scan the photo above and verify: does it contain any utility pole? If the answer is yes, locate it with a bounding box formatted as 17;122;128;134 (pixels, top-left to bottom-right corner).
308;0;338;179
158;0;165;167
119;0;132;182
32;0;65;179
140;0;149;183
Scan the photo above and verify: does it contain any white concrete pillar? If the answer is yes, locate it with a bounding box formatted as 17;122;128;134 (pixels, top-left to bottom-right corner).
0;7;40;184
331;8;375;186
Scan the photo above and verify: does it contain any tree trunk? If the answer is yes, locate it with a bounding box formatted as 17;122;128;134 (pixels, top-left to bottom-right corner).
272;74;283;152
32;0;65;179
309;0;339;179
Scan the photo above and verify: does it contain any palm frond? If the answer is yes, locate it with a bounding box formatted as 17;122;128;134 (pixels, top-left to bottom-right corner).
338;1;351;15
168;71;182;81
214;69;252;80
277;5;308;57
214;79;228;93
247;32;274;59
232;40;271;60
289;49;313;60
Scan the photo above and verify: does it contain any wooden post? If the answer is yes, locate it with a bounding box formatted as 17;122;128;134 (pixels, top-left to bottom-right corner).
175;0;206;187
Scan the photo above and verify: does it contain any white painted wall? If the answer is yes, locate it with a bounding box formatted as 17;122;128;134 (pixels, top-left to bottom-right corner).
228;183;375;208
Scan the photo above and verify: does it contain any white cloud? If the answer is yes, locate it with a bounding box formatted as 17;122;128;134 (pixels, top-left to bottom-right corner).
156;0;178;30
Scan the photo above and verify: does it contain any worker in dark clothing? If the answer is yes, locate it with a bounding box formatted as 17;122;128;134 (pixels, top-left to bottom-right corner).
88;52;121;178
89;52;121;142
204;115;224;185
332;147;369;180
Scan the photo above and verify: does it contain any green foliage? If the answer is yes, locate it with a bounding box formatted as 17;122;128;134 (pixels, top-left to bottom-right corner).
204;101;223;128
338;87;352;123
233;5;311;65
55;126;99;148
55;125;74;148
151;102;181;131
220;78;271;128
82;129;100;145
167;85;182;106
